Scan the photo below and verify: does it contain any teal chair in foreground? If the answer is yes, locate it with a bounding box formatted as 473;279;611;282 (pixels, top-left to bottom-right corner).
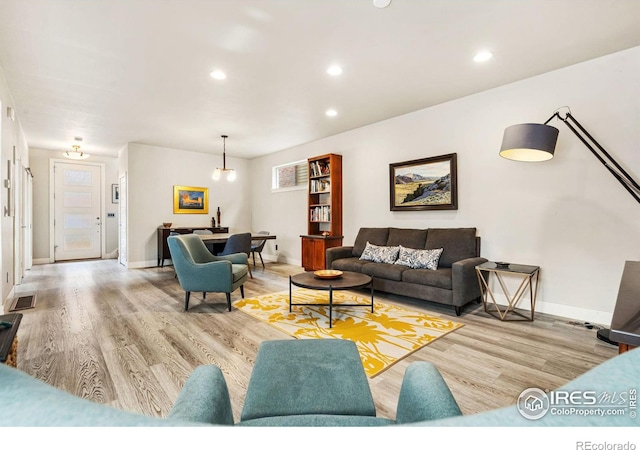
168;234;249;311
0;341;637;427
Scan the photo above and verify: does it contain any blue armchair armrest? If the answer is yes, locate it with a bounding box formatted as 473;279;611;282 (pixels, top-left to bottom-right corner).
168;365;234;425
395;361;462;424
215;252;248;265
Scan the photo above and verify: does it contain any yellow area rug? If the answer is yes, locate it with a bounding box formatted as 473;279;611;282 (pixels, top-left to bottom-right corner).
233;289;463;377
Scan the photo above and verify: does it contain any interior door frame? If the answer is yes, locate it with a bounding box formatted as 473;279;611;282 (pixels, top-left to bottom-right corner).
118;172;127;267
49;158;106;263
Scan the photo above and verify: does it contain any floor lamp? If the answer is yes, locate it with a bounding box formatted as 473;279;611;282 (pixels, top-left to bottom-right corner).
499;106;640;345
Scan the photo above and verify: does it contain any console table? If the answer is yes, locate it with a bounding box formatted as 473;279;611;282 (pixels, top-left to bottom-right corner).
609;261;640;354
157;226;228;267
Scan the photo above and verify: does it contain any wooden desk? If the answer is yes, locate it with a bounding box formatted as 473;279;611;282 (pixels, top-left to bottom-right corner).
609;261;640;354
157;226;229;267
199;234;277;245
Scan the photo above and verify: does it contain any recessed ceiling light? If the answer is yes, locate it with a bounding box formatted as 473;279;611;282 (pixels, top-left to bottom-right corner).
473;51;494;63
373;0;391;8
326;109;338;117
210;69;226;80
327;65;343;76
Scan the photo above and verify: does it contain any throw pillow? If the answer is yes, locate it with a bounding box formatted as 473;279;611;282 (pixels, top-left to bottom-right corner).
359;241;400;264
394;246;444;270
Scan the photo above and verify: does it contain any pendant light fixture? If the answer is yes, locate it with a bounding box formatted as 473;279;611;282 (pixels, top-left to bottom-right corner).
212;135;236;181
64;137;90;160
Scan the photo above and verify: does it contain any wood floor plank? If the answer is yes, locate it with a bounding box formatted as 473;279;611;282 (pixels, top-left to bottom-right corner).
10;259;618;422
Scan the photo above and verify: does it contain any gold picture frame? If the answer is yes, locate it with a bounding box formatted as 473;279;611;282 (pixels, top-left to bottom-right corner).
173;185;209;214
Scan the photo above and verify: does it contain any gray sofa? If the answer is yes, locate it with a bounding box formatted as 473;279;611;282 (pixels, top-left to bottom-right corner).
326;227;487;315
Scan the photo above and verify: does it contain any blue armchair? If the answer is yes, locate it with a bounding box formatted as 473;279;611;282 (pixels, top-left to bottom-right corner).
167;234;249;311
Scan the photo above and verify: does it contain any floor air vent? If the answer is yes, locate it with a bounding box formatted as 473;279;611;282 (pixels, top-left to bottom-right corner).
10;294;36;311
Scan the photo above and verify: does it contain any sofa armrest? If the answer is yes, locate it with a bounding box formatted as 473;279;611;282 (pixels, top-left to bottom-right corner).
395;362;462;424
168;365;234;425
326;246;355;269
452;256;488;305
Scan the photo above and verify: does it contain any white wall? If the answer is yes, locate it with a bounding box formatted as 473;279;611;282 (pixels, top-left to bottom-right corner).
124;143;252;268
0;65;29;307
250;47;640;324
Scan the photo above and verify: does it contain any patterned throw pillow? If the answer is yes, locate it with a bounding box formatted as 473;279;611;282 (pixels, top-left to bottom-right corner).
359;241;400;264
394;246;444;270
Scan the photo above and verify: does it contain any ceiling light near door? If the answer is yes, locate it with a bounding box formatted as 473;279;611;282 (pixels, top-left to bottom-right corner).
210;69;227;80
212;135;236;181
473;50;494;63
373;0;392;8
64;137;89;159
327;65;343;76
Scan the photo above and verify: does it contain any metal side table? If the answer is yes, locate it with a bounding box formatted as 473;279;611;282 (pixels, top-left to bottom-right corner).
476;261;540;321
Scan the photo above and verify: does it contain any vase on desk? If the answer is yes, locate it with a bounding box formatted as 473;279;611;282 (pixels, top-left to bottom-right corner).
217;207;221;227
211;217;216;228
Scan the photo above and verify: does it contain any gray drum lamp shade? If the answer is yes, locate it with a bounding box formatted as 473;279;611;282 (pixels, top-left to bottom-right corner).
499;123;559;162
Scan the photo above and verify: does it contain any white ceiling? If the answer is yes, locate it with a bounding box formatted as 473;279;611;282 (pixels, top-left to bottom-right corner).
0;0;639;160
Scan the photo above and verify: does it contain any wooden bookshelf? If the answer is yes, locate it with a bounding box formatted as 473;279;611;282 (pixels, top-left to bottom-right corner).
301;153;343;271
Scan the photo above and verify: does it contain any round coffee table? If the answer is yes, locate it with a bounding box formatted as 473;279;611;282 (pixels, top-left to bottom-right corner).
289;271;374;328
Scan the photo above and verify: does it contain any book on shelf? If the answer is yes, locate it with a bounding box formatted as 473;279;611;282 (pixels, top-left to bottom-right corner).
310;160;330;177
310;179;331;193
310;205;331;222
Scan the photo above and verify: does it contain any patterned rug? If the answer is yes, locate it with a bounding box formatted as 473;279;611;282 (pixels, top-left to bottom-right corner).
233;288;463;377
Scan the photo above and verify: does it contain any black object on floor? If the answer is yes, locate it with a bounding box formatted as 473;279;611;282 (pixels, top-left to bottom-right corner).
9;295;36;312
596;328;618;346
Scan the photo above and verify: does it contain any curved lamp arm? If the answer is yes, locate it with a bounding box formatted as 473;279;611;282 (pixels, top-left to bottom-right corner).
500;107;640;204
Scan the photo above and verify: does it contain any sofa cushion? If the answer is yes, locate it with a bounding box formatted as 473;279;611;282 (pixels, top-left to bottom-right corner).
395;246;443;270
332;257;371;273
425;228;477;268
386;228;428;249
353;228;390;257
402;268;452;290
362;262;408;281
359;242;400;264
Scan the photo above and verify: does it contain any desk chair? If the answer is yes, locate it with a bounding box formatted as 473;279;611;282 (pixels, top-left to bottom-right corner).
250;231;270;268
218;232;253;278
193;229;215;253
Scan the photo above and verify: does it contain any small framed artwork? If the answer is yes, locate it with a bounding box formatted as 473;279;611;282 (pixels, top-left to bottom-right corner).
173;185;209;214
389;153;458;211
111;184;119;204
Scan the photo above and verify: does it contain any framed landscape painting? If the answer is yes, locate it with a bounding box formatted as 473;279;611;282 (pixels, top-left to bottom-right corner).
389;153;458;211
173;185;209;214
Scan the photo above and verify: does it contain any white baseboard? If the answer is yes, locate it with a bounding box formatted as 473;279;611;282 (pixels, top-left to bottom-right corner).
3;286;16;312
486;294;612;325
261;253;301;267
32;258;50;265
127;260;164;269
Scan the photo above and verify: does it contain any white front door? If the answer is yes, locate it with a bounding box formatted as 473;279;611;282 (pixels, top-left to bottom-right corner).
53;162;102;261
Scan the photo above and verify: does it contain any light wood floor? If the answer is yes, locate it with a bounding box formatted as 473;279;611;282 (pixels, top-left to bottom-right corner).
10;259;617;422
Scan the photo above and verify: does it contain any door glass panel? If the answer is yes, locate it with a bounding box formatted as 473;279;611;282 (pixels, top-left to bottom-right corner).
64;214;93;229
64;235;93;250
64;169;92;186
64;192;92;208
